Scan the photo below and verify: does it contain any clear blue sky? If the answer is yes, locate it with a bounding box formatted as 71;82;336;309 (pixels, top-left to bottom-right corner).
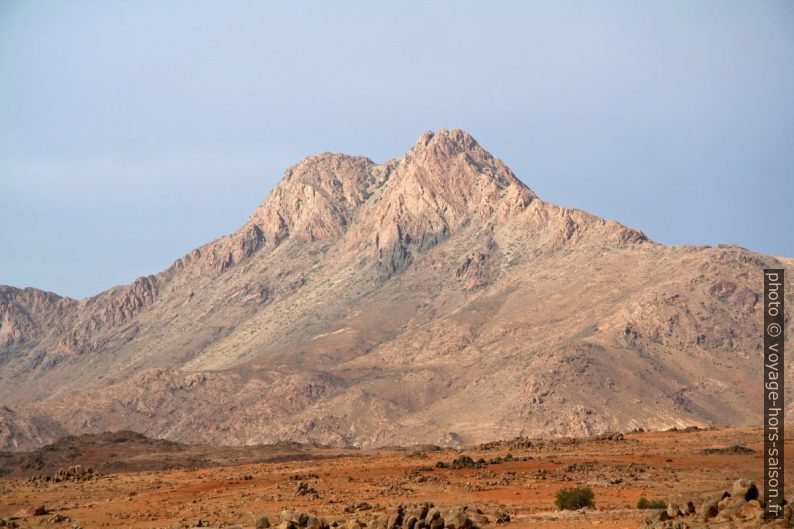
1;1;792;299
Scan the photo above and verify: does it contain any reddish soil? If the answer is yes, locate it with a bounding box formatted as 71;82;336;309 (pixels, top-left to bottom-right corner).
0;427;787;529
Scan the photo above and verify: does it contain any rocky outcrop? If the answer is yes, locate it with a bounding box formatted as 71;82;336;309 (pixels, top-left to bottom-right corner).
455;237;498;290
270;503;502;529
57;275;160;354
637;479;778;529
247;153;376;246
0;406;65;451
0;287;77;348
363;130;534;275
28;464;96;484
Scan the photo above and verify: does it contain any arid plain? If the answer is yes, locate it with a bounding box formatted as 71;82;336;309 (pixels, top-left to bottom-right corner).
0;427;787;529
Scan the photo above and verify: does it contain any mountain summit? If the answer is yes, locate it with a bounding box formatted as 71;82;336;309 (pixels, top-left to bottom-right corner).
0;130;790;451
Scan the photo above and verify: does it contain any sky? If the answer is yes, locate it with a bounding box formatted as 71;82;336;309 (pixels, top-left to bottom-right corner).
1;1;792;299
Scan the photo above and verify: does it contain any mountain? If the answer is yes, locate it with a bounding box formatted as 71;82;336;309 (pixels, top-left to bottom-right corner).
0;129;791;451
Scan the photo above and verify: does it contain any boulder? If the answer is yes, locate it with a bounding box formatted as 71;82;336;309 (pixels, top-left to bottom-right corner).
645;509;670;522
444;513;472;529
735;501;763;520
385;507;404;529
406;506;428;522
467;514;489;527
426;509;441;522
732;479;759;502
699;500;719;521
716;502;744;521
665;503;680;518
306;516;324;529
370;514;387;529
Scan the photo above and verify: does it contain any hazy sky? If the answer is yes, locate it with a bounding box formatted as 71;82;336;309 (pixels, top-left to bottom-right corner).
1;1;793;299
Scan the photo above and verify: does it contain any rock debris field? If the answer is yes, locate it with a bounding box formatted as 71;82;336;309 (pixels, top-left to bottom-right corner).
0;427;789;529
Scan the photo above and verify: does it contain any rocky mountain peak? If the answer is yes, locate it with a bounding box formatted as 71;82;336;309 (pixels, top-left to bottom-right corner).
0;130;790;452
202;130;538;278
322;130;535;275
413;128;479;152
242;153;376;246
397;129;535;206
366;130;532;235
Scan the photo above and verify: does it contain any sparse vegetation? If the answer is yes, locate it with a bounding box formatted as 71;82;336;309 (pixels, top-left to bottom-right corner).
702;445;754;455
637;497;667;509
554;486;595;510
436;452;522;469
452;454;476;468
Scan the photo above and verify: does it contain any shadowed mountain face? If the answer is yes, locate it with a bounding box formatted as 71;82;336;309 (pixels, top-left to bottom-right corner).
0;129;791;451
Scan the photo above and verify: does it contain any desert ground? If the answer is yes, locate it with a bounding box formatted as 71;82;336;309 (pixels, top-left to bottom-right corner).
0;427;787;529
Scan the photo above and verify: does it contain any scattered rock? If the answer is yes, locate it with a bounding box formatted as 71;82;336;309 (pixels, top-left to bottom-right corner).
29;464;97;484
296;481;319;497
638;479;768;528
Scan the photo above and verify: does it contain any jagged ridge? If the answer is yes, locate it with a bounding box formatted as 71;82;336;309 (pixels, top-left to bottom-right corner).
0;129;789;451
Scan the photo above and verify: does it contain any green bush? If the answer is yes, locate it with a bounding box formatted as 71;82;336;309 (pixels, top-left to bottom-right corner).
452;454;476;468
637;497;667;509
555;486;595;510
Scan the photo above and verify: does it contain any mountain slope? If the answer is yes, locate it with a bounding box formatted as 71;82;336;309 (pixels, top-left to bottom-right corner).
0;129;791;450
